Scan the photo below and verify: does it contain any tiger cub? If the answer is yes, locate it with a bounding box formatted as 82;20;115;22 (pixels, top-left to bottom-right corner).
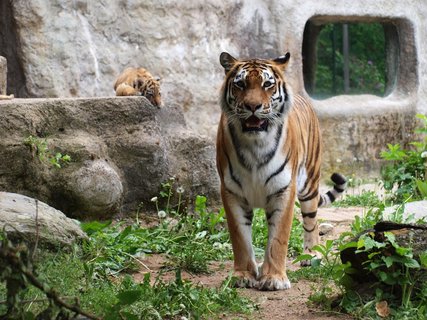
114;67;162;107
216;52;347;291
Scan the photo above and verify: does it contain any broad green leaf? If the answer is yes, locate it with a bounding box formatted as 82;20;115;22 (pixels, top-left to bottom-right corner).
116;289;142;305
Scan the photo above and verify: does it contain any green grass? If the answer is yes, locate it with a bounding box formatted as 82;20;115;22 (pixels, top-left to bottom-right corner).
333;190;383;208
0;190;320;319
0;249;256;319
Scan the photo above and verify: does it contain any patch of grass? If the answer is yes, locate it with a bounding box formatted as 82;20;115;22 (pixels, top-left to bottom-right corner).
333;190;383;208
0;248;255;319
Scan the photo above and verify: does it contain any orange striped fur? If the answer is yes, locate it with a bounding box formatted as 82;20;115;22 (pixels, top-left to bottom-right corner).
114;67;162;107
216;52;346;290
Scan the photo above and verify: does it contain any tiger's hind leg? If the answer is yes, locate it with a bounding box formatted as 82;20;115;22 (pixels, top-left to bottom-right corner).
298;193;320;266
298;173;347;266
115;83;140;96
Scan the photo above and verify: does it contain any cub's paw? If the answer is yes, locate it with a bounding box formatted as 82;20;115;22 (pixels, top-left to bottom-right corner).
256;274;291;291
233;271;258;288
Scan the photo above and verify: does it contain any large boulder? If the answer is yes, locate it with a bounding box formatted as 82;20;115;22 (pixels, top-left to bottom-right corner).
0;97;220;219
0;192;87;248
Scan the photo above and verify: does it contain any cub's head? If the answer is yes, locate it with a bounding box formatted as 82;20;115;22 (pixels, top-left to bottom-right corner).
135;77;162;107
219;52;291;133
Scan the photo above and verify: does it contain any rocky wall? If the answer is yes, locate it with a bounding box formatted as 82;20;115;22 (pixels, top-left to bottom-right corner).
0;0;426;178
0;97;219;219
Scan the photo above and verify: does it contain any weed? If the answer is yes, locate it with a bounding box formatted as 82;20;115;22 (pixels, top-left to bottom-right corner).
333;190;382;208
380;114;427;203
24;135;71;168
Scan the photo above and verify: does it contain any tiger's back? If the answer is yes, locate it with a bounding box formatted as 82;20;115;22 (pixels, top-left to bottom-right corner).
216;52;346;291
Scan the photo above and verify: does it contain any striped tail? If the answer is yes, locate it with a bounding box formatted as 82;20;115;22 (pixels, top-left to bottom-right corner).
318;173;347;207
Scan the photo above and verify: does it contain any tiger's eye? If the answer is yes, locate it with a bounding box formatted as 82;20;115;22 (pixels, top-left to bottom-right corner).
263;81;274;88
234;80;245;89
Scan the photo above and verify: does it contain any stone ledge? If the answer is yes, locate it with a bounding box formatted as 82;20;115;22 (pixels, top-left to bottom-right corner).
0;97;219;219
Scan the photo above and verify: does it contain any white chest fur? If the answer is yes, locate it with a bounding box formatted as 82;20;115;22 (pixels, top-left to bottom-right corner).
223;124;292;209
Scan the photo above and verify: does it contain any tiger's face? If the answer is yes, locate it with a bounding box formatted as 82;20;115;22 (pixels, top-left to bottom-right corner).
135;77;162;107
220;52;291;133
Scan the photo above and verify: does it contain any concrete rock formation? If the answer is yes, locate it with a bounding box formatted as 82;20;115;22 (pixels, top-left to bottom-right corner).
0;97;219;218
0;192;87;248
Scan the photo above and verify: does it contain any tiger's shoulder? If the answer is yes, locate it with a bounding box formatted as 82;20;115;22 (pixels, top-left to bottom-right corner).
114;67;162;107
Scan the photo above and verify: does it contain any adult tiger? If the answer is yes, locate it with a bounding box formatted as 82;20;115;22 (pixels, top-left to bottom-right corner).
216;52;347;291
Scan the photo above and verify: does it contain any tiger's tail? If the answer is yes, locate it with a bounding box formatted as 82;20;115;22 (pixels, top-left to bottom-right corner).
318;173;347;207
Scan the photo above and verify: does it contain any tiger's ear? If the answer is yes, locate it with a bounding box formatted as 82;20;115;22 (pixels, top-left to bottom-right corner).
154;76;161;82
273;52;290;69
220;52;237;74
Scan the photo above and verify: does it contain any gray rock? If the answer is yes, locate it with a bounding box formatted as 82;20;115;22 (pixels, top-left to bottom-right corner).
319;223;334;236
0;97;220;218
384;201;427;222
0;192;87;248
0;56;6;95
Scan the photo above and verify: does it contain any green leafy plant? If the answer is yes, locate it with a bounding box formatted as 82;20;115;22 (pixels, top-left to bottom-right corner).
293;240;353;309
380;114;427;203
24;135;71;168
333;190;382;208
356;233;426;309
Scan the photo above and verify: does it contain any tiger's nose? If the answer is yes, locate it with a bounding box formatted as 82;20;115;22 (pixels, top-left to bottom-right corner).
244;104;262;112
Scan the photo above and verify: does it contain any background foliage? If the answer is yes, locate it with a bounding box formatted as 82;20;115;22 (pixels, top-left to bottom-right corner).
313;22;386;98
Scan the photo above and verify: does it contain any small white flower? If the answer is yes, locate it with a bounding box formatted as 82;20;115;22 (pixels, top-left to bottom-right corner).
150;197;158;202
421;151;427;158
195;230;207;239
336;158;342;163
213;242;223;249
158;210;167;219
176;186;185;194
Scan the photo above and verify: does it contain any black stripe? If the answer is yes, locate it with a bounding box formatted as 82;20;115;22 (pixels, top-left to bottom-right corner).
244;210;254;223
326;191;336;202
228;123;251;170
258;123;284;168
331;173;347;185
265;157;288;186
225;151;242;189
283;84;288;102
225;187;249;207
302;211;317;219
266;209;281;220
303;225;316;233
266;185;288;203
299;190;318;202
334;185;345;193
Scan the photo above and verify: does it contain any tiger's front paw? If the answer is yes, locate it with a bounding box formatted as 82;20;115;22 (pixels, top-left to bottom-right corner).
233;271;258;288
257;274;291;291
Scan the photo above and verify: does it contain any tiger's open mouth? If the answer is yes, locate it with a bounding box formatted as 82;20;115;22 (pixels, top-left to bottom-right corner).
241;115;268;132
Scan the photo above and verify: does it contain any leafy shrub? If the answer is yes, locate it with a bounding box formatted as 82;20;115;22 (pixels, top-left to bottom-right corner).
380;114;427;203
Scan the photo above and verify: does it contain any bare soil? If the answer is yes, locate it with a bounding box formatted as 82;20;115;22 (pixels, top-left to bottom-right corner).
133;206;361;319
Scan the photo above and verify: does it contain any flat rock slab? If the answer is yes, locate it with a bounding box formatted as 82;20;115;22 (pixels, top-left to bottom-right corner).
0;192;87;248
384;200;427;221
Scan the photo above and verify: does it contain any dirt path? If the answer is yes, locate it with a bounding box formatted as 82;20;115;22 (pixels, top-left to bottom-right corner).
133;205;363;319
